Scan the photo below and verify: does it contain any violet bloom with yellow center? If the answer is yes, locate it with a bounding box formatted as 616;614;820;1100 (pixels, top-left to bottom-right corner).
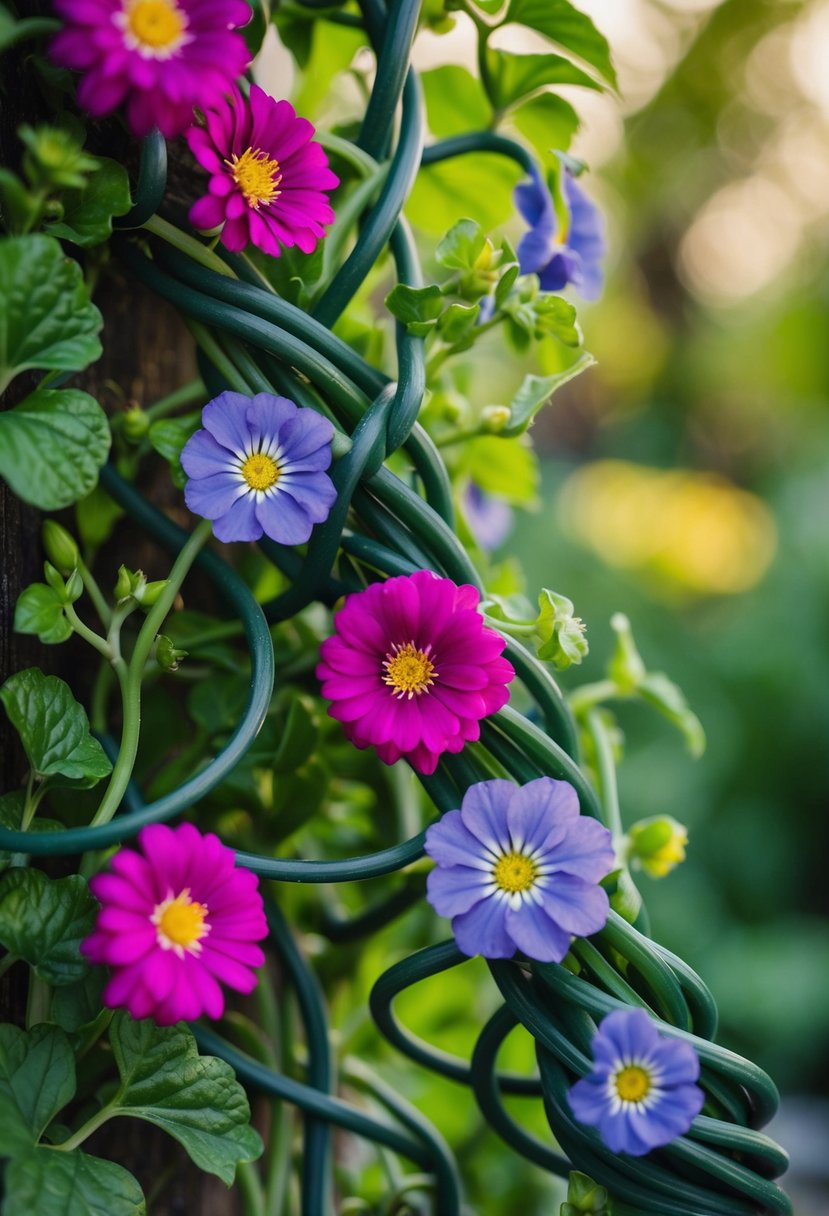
82;823;268;1026
424;777;615;961
180;391;337;544
185;85;339;257
50;0;251;138
317;570;514;775
568;1008;705;1155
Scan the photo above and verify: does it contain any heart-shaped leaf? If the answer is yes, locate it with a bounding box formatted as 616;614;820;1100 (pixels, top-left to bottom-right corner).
4;1147;145;1216
0;869;97;985
0;668;112;785
0;388;111;510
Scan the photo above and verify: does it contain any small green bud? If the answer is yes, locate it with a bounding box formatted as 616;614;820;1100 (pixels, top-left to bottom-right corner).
138;579;169;608
43;562;65;594
18;123;99;191
64;569;83;604
563;1171;610;1214
481;404;511;434
607;612;646;693
42;520;80;573
536;588;589;669
156;634;188;672
114;564;139;603
626;815;688;879
122;405;150;441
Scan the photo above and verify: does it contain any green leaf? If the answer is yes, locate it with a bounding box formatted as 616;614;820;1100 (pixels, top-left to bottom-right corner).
0;387;111;510
0;6;58;52
504;0;616;87
4;1148;145;1216
384;284;443;335
502;354;595;437
0;869;97;985
485;49;603;112
0;668;112;785
0;167;38;232
48;158;132;247
409;154;521;236
0;235;102;392
188;670;249;735
0;1023;75;1151
436;219;487;271
109;1014;264;1184
14;583;71;645
50;968;108;1032
291;21;365;117
271;697;318;774
437;301;480;345
148;410;201;489
75;484;124;549
421;65;492;137
511;91;580;158
461;435;539;506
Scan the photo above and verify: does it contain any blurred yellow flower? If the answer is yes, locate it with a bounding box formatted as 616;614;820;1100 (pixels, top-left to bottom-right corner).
560;461;777;595
627;816;688;879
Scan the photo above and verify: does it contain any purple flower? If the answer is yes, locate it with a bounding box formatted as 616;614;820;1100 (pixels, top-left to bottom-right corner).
424;777;614;961
515;167;605;301
186;85;339;257
316;571;514;775
568;1008;705;1156
180;391;337;544
50;0;251;139
462;482;513;552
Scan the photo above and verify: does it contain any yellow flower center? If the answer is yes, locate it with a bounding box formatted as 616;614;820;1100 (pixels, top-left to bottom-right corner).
382;641;437;699
493;851;537;894
227;148;283;210
122;0;187;53
614;1065;652;1103
152;889;210;957
241;452;280;492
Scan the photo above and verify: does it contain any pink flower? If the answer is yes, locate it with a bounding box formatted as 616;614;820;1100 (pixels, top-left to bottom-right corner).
317;570;515;775
185;85;339;256
82;823;268;1026
50;0;251;139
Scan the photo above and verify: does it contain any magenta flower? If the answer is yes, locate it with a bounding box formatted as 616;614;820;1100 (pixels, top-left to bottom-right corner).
50;0;251;139
317;571;514;775
180;391;337;544
568;1009;705;1155
425;777;614;961
82;823;268;1026
185;85;339;257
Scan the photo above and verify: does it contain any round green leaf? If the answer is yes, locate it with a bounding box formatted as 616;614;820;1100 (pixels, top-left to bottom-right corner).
109;1014;264;1185
4;1148;145;1216
0;667;112;785
47;158;133;248
0;1024;76;1150
14;583;71;644
0;234;102;392
0;387;111;511
0;869;97;985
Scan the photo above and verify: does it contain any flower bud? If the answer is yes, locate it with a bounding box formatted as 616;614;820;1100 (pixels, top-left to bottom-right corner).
626;815;688;879
64;569;83;604
114;564;140;603
156;634;187;672
561;1171;610;1215
138;580;169;608
481;404;511;434
608;612;646;693
536;588;588;669
42;520;79;573
122;405;150;441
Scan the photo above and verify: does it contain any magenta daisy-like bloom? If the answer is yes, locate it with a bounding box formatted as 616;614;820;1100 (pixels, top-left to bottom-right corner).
82;823;268;1026
425;777;614;961
180;391;337;544
185;85;339;256
50;0;251;139
568;1008;705;1155
316;570;514;775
